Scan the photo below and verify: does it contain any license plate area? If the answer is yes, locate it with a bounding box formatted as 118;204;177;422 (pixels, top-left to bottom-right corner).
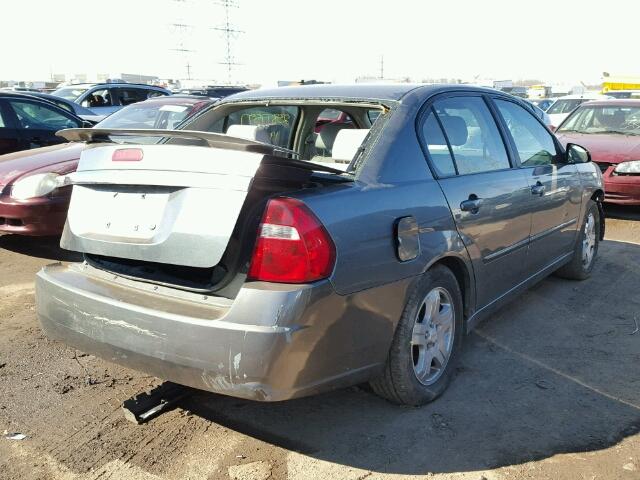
79;186;174;243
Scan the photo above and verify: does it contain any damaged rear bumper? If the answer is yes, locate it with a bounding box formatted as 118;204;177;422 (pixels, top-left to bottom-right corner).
36;263;405;401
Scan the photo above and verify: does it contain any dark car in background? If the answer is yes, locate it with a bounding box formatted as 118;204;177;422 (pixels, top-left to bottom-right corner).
52;82;170;118
556;99;640;205
24;91;102;123
0;91;88;155
0;95;214;236
36;84;603;406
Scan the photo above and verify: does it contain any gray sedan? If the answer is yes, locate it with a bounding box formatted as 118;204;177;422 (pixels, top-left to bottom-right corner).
36;84;603;405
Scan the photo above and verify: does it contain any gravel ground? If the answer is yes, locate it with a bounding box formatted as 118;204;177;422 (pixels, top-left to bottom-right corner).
0;205;639;480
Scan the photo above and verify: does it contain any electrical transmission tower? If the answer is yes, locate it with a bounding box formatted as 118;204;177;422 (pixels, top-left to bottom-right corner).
170;0;196;80
211;0;243;84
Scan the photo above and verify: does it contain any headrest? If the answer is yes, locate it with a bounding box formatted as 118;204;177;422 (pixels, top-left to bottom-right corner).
332;129;369;162
439;115;468;146
226;124;271;144
315;123;344;151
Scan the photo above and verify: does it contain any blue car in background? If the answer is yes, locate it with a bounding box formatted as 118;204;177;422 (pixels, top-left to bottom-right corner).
51;82;170;119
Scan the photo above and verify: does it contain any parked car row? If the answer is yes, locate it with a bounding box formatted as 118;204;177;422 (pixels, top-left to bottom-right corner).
0;95;215;235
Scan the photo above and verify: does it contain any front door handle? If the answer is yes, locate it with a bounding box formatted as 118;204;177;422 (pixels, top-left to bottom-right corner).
460;195;482;214
531;181;546;196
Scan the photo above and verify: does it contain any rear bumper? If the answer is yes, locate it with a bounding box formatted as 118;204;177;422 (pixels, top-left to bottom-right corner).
603;178;640;205
37;263;408;401
0;193;69;236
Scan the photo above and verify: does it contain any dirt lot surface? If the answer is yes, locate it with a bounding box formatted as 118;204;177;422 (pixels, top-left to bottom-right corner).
1;206;639;480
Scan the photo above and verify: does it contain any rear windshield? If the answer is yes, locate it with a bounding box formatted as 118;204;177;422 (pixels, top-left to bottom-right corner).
99;102;194;130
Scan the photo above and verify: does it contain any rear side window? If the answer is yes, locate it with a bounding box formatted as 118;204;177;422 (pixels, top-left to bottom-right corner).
0;105;6;128
421;109;456;177
495;99;558;166
429;96;510;175
115;88;149;106
367;109;381;124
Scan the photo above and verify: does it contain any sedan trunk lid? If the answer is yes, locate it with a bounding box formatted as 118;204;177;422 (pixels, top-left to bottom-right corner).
62;142;267;268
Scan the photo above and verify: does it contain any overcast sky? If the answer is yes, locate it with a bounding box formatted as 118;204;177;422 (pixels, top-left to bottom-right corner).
1;0;638;86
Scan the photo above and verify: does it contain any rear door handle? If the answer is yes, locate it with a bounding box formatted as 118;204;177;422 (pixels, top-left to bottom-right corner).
531;181;546;196
460;195;482;214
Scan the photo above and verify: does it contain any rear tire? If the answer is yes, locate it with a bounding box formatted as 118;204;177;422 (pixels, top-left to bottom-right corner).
555;200;600;280
370;265;463;406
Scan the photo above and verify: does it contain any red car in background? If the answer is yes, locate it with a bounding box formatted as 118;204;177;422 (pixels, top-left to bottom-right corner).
555;99;640;205
0;95;215;236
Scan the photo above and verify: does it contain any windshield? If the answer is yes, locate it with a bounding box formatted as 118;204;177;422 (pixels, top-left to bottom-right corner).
52;87;88;101
547;99;584;114
558;105;640;135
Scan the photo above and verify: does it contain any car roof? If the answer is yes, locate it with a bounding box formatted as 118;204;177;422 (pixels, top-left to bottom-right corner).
138;95;214;106
220;83;504;104
575;99;640;107
555;93;610;100
0;90;64;101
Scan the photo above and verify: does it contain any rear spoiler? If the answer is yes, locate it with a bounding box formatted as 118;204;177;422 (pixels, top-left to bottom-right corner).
57;128;288;156
57;128;351;176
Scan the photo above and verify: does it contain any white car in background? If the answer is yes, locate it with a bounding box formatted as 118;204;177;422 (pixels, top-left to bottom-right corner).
546;93;613;129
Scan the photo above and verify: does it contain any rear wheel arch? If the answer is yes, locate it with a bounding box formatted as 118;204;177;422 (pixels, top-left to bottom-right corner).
428;255;472;325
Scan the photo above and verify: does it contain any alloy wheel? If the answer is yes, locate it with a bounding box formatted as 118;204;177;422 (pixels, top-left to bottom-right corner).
410;287;455;386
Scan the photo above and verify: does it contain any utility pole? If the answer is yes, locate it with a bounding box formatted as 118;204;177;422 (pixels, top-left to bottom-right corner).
211;0;243;84
380;55;384;80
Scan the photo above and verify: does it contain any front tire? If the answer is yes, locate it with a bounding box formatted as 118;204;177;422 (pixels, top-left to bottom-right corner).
370;265;463;406
556;200;600;280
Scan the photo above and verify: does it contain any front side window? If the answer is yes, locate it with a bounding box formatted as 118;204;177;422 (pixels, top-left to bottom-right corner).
8;100;80;130
558;105;640;136
81;88;113;108
430;96;510;175
495;99;558;166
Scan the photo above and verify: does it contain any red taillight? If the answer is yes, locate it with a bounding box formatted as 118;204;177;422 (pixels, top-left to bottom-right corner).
112;148;144;162
248;198;335;283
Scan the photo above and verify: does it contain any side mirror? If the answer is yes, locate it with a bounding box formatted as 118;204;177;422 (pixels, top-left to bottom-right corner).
566;143;591;164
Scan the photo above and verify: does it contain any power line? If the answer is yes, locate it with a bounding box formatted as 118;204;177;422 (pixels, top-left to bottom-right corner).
211;0;243;84
169;0;196;80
